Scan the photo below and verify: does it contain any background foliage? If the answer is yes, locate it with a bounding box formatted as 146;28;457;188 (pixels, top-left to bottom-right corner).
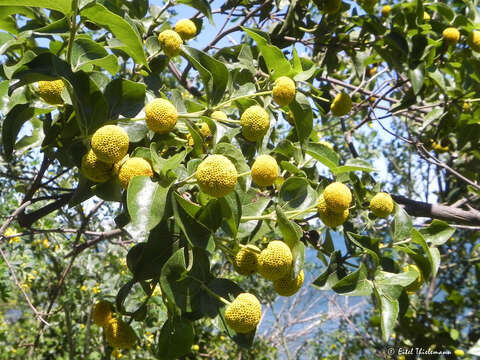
1;0;480;359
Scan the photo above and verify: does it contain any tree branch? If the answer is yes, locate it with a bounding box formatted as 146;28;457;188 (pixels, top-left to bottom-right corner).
392;195;480;226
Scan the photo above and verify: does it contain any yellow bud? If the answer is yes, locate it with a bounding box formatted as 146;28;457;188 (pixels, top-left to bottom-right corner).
91;125;129;164
272;76;296;106
224;293;261;333
251;155;279;187
257;241;293;281
37;80;64;105
443;27;460;46
240;105;270;142
330;92;352;116
196;155;238;197
145;98;178;134
158;29;183;57
323;182;352;213
117;157;154;189
369;192;394;218
174;19;197;41
273;270;305;296
381;5;391;17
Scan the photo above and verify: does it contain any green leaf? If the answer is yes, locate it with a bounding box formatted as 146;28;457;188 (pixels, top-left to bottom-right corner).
393;203;412;242
115;279;136;315
374;269;419;287
347;232;380;268
80;2;147;66
1;104;52;158
288;92;313;150
332;263;373;296
312;251;344;290
103;66;139;102
157;317;195;360
181;45;228;106
238;196;271;239
70;71;109;134
306;142;340;170
200;278;242;318
242;27;292;79
411;229;440;277
374;286;399;341
33;17;70;34
278;177;318;212
177;0;213;23
159;248;187;315
118;120;148;143
151;146;189;182
275;205;302;249
172;193;212;248
428;3;455;21
219;192;242;238
409;65;425;95
332;158;377;175
290;240;305;280
419;220;455;246
127;176;169;233
71;37;118;75
0;0;71;14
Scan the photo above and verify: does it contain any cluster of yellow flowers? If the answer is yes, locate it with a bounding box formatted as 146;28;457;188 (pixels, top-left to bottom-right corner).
79;124;154;188
4;228;20;244
225;240;305;333
158;18;197;58
317;182;352;228
234;241;304;296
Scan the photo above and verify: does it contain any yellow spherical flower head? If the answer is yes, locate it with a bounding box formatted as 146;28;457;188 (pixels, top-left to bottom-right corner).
145;98;178;134
240;105;270;142
91;125;129;164
117;157;154;189
257;241;293;281
323;0;342;14
199;122;212;138
234;245;260;275
442;27;460;46
274;270;305;297
105;318;137;349
454;349;465;357
251;155;279;187
330;92;352;116
210;110;228;121
317;194;349;228
37;79;65;105
323;182;352;214
381;5;391;17
92;300;114;327
272;76;296;107
423;11;430;21
174;19;197;41
468;30;480;52
403;264;423;294
81;149;114;183
196;154;238;197
369;192;394;218
158;29;183;57
224;293;261;334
